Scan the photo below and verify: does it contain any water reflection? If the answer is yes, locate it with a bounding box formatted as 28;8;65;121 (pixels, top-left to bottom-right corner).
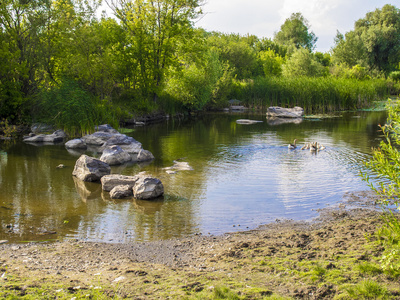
0;111;388;243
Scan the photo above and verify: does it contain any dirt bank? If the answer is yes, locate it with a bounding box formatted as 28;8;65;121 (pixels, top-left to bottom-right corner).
1;191;399;299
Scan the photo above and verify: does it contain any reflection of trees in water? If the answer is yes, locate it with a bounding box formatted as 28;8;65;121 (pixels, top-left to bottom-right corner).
0;111;389;242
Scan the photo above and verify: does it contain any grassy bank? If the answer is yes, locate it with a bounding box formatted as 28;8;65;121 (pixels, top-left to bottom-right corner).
1;197;400;299
230;77;393;114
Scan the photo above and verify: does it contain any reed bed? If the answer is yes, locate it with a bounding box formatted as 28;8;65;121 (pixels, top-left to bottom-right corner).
231;77;391;113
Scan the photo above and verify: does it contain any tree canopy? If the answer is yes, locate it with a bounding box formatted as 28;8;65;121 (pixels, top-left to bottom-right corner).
274;12;317;52
332;4;400;74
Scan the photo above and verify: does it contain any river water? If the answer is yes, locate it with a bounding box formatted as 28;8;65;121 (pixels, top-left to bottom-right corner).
0;111;387;243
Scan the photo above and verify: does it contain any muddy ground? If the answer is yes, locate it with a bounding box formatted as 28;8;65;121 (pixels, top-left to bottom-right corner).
1;191;399;299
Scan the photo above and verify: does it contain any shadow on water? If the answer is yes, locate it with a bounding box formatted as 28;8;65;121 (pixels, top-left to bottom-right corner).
0;111;388;243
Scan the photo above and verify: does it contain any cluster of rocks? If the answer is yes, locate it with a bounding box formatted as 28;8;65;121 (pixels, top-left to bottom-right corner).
23;123;162;201
72;154;163;200
65;124;154;165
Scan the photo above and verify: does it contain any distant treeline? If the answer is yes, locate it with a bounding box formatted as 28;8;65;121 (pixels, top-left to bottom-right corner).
0;0;399;134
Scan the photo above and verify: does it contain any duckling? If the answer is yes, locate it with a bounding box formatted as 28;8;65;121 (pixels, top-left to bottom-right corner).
301;142;310;150
288;139;297;149
318;144;326;151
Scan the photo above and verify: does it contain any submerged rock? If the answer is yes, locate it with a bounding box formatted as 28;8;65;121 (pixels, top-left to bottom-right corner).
72;154;111;182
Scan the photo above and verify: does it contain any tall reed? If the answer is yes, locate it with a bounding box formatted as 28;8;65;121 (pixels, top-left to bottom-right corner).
230;77;391;113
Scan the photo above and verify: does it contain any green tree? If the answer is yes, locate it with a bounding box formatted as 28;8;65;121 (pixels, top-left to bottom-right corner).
332;4;400;74
206;33;262;79
274;12;317;52
0;0;48;120
282;48;326;77
259;49;284;77
107;0;203;103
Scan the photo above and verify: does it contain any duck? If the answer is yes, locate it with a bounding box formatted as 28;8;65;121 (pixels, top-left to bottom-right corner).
309;142;318;152
288;139;297;149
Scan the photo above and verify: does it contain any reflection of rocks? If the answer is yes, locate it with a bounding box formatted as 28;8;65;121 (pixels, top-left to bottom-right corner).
236;119;263;125
267;117;303;126
23;130;66;143
73;176;102;202
72;155;111;182
133;198;164;214
100;145;132;165
266;106;304;118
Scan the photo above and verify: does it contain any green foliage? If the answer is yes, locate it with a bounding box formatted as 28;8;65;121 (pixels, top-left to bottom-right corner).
389;71;400;82
332;4;400;74
230;77;388;113
35;80;119;136
362;98;400;276
344;280;389;299
212;286;241;300
0;119;17;137
282;48;327;77
274;12;317;51
259;49;284;77
165;51;232;110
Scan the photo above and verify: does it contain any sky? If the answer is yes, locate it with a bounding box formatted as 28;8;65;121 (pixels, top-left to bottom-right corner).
195;0;398;52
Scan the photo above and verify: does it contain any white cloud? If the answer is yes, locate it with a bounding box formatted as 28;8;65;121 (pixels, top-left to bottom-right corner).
196;0;399;52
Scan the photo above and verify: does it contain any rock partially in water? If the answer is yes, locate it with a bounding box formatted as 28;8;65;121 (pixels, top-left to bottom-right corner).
65;138;87;150
81;131;115;146
110;185;133;199
101;174;140;192
266;106;304;118
100;145;132;165
72;154;111;182
133;176;164;200
135;149;155;162
23;130;66;143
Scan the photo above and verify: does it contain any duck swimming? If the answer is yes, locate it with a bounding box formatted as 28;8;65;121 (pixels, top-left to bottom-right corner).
288;139;297;149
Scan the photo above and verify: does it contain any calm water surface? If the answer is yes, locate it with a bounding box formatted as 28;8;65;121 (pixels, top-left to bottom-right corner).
0;111;387;243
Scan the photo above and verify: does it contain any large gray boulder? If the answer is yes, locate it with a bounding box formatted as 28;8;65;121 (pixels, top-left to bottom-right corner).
23;130;66;143
266;106;304;118
65;138;87;149
103;134;142;154
72;154;111;182
101;174;140;192
110;185;133;199
132;176;164;200
100;145;132;165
